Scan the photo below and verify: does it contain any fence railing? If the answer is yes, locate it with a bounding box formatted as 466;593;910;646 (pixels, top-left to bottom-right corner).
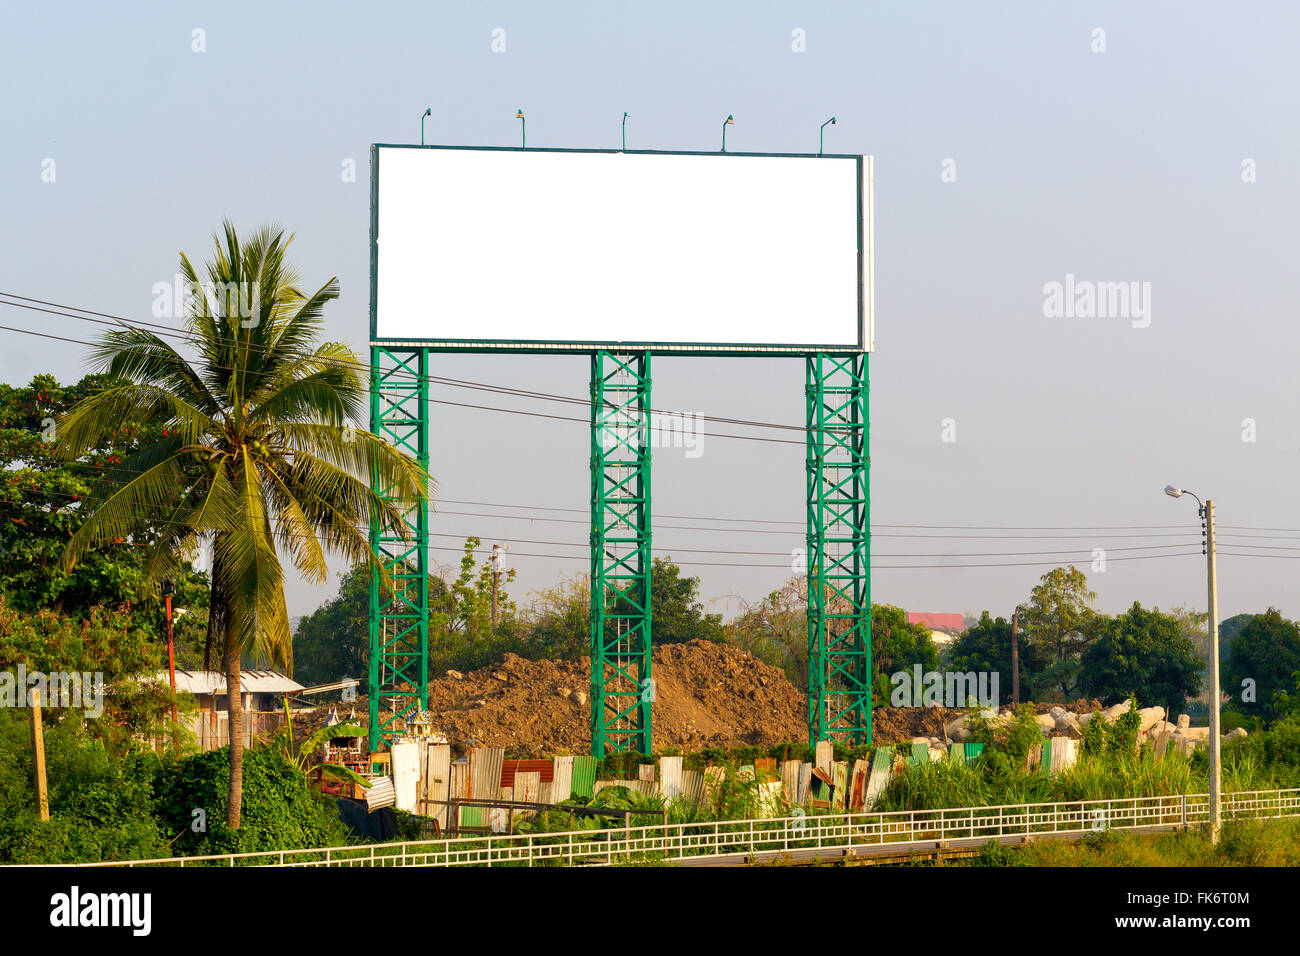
81;788;1300;868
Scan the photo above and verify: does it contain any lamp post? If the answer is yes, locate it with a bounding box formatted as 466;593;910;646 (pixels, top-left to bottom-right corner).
721;114;734;152
622;112;629;151
420;107;431;145
819;116;836;155
162;577;179;754
516;109;526;148
1164;484;1220;843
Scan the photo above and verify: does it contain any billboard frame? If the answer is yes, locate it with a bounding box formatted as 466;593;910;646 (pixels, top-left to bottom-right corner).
368;143;873;356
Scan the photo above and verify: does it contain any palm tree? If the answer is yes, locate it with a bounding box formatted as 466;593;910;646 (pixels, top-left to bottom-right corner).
57;222;429;828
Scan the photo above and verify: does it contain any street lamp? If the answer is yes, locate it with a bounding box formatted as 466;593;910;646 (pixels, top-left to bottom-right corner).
516;109;526;148
420;107;431;146
721;114;734;152
819;116;836;155
1164;483;1221;844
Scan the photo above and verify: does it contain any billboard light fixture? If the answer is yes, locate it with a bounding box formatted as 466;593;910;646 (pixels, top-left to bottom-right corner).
622;112;629;151
420;107;431;146
820;116;836;156
721;114;734;152
516;109;525;148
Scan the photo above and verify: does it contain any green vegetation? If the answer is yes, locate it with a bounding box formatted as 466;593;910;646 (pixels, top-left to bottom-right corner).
1222;608;1300;723
0;709;350;863
958;817;1300;867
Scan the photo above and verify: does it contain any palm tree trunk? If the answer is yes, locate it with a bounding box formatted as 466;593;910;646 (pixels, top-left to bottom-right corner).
225;623;243;829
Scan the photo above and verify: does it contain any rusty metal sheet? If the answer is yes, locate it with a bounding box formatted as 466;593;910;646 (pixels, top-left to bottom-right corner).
848;759;867;811
500;759;554;788
831;761;848;811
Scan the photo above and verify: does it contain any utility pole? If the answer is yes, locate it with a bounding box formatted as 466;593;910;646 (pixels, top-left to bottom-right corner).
1011;607;1021;707
1163;484;1221;844
490;544;502;628
30;688;49;820
163;578;179;754
1205;499;1221;844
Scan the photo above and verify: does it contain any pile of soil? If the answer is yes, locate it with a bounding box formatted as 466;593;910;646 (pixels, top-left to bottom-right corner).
424;641;807;757
288;646;1106;756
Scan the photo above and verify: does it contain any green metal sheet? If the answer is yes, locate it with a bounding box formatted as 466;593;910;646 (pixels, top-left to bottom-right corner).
570;756;599;799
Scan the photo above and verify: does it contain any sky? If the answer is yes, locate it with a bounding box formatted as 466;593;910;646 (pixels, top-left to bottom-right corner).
2;1;1298;622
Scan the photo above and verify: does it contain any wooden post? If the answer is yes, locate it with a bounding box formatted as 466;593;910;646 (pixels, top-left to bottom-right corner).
1011;608;1021;706
30;688;49;821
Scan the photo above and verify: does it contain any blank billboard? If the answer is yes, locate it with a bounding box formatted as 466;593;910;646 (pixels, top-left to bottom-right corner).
371;145;872;353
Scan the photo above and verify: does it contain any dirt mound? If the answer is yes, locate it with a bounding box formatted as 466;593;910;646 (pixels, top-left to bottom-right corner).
293;649;1107;756
424;640;807;757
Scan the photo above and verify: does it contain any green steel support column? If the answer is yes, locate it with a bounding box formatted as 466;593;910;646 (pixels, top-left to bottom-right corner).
590;351;652;757
806;352;871;747
368;346;430;751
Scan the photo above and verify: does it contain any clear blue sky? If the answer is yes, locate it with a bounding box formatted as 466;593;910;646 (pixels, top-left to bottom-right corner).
3;1;1297;621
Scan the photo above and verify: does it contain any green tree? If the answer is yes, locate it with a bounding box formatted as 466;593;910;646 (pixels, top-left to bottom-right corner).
523;574;590;662
726;578;807;686
56;222;428;828
1080;602;1202;711
0;374;210;644
1020;566;1097;699
1223;609;1300;722
647;557;726;644
871;603;940;679
948;611;1048;701
291;565;370;688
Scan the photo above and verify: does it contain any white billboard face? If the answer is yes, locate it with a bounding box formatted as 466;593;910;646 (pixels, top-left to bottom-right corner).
371;146;872;353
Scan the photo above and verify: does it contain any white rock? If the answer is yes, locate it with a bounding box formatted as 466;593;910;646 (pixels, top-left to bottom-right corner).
1138;706;1166;734
446;669;463;680
1224;727;1248;741
1176;714;1190;730
1054;712;1083;738
1102;702;1131;723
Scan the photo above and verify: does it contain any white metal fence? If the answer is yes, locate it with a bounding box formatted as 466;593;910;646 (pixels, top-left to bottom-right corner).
82;788;1300;868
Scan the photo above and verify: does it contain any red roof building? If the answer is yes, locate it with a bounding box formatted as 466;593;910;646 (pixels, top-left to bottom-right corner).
907;612;967;632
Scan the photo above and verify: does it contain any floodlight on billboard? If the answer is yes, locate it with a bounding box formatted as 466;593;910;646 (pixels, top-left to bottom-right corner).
370;145;872;355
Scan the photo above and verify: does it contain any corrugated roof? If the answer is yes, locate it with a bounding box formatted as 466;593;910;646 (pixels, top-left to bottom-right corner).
165;670;305;695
